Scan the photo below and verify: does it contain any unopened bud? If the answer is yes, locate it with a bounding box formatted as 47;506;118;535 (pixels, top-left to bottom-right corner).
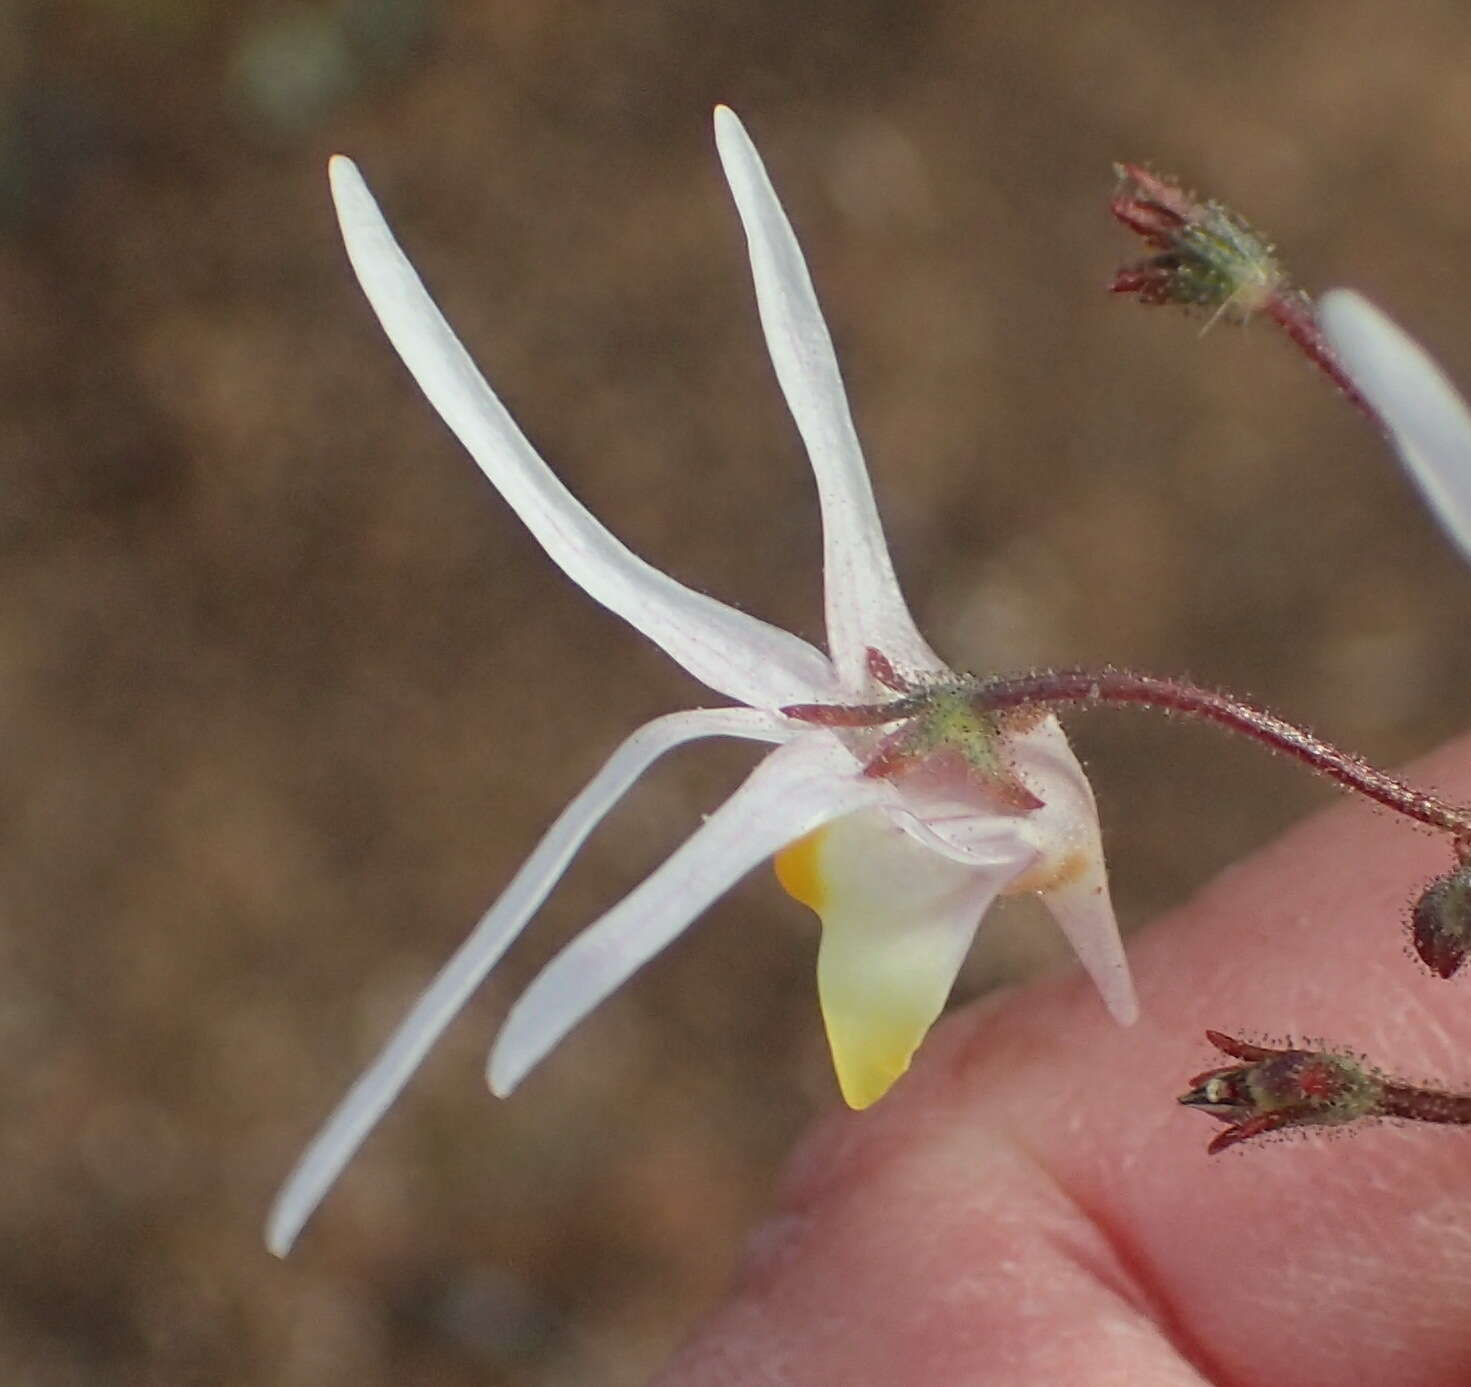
1110;164;1286;322
1411;860;1471;978
1109;162;1376;418
1180;1031;1379;1153
1181;1029;1471;1153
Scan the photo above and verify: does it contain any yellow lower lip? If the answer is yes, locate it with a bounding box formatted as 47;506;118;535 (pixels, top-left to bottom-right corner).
773;827;827;912
775;823;921;1109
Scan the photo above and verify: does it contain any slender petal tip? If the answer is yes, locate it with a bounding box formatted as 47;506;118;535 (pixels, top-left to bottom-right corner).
263;707;789;1253
712;97;943;685
1319;288;1471;565
326;154;360;202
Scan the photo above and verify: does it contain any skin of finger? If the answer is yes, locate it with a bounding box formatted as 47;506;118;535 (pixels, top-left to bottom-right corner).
654;735;1471;1387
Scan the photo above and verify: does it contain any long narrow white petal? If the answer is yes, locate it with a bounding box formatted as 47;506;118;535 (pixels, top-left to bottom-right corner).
488;732;883;1095
328;156;838;708
1320;289;1471;566
267;706;787;1256
713;107;943;688
776;808;1018;1108
1009;716;1137;1025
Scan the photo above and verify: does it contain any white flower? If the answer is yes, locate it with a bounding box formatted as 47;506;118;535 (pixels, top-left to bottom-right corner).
266;107;1136;1257
1320;290;1471;563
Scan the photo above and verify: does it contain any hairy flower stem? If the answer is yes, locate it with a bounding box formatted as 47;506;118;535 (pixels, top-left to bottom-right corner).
967;668;1471;840
1377;1083;1471;1125
786;665;1471;842
1263;289;1376;423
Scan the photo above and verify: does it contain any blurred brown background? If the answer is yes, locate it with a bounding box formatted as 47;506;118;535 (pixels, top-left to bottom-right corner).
5;2;1471;1382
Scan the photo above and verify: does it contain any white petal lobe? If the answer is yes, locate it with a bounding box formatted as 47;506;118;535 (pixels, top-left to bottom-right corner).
1320;289;1471;566
488;732;883;1096
785;809;1020;1108
713;108;942;688
266;706;788;1256
328;155;838;708
1041;865;1137;1025
1009;715;1137;1025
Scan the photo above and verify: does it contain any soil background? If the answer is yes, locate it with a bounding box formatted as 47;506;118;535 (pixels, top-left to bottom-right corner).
5;3;1471;1383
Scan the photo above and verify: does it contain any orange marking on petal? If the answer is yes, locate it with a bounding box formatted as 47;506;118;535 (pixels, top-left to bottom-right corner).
774;828;828;912
1004;847;1088;896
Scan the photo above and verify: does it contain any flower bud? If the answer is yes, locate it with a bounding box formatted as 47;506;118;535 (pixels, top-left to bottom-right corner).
1180;1031;1381;1153
1110;164;1285;321
1411;861;1471;978
1182;1029;1471;1153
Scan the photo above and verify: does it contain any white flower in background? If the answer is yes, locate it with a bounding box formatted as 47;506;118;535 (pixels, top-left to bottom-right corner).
267;107;1136;1257
1320;290;1471;563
